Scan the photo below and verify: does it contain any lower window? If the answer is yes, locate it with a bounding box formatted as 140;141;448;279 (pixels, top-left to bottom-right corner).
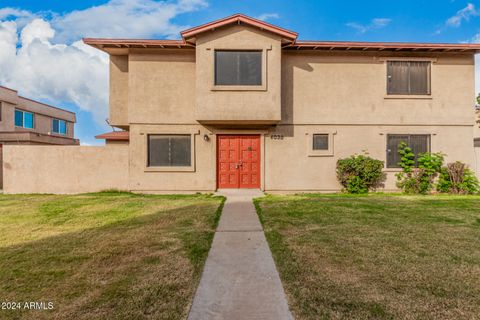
387;134;430;168
148;134;191;167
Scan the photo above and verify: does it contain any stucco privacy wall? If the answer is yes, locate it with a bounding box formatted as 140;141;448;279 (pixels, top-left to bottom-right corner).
3;146;128;194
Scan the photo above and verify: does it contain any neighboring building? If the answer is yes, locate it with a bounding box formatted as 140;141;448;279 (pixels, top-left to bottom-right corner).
0;86;78;188
3;14;479;194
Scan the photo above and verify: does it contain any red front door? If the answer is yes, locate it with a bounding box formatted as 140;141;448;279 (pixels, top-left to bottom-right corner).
217;135;261;188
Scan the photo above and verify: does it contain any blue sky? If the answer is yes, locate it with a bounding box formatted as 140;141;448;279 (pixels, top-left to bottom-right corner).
0;0;479;145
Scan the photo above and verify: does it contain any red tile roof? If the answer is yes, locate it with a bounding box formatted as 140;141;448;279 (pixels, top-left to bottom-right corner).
95;131;129;141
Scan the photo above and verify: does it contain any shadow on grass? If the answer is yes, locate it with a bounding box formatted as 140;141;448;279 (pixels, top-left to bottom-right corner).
0;196;225;320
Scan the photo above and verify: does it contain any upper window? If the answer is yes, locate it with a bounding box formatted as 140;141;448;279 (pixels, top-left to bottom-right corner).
148;134;191;167
387;61;431;95
14;109;34;129
312;134;329;150
215;51;262;86
387;134;431;168
52;119;67;135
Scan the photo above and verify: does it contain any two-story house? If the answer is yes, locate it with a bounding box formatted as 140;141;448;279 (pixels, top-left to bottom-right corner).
84;14;480;193
0;86;78;188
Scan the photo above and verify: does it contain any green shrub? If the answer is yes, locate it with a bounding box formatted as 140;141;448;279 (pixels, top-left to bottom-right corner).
336;154;386;194
395;142;444;194
437;161;479;194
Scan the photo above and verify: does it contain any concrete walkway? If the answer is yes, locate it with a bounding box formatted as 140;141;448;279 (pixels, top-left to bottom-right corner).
188;189;293;320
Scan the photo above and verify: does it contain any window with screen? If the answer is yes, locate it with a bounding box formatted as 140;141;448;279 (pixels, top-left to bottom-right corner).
52;119;67;134
148;135;191;167
14;109;34;129
387;61;431;95
387;134;430;168
312;134;329;150
215;51;262;86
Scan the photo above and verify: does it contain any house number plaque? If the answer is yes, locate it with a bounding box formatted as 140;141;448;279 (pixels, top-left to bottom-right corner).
271;134;284;140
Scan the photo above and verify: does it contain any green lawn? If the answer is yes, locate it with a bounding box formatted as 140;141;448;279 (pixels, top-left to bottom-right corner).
255;194;480;320
0;192;224;320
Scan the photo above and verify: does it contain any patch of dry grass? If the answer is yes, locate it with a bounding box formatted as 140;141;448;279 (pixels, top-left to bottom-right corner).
0;192;224;320
255;194;480;320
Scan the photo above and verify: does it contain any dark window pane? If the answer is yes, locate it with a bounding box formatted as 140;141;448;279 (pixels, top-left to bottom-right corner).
52;119;59;133
409;61;430;94
387;61;430;95
410;135;429;164
15;110;23;127
171;136;191;166
215;51;261;85
387;135;409;168
387;134;430;168
313;134;329;150
387;61;409;95
148;135;191;167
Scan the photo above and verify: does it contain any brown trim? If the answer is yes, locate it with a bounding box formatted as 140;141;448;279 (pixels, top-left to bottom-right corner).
474;138;480;148
284;41;480;53
83;38;194;50
95;131;129;141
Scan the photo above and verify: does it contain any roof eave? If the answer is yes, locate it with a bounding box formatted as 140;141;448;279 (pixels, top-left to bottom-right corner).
180;13;297;43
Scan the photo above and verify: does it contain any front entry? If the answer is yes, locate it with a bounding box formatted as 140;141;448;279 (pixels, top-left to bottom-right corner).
217;135;261;188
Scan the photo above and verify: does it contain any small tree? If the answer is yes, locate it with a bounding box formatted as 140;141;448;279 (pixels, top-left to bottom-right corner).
437;161;479;194
336;154;386;194
396;142;444;194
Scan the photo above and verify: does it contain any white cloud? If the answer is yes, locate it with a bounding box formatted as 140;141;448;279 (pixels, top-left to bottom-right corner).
346;18;391;34
0;7;34;20
0;19;109;123
51;0;208;42
0;0;208;126
446;3;478;27
256;13;279;22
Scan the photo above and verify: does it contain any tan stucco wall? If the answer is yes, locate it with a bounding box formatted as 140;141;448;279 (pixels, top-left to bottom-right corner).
475;147;480;179
128;50;196;124
109;55;129;127
281;52;475;126
128;124;216;192
3;146;128;194
195;25;282;124
8;24;476;194
265;125;475;192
